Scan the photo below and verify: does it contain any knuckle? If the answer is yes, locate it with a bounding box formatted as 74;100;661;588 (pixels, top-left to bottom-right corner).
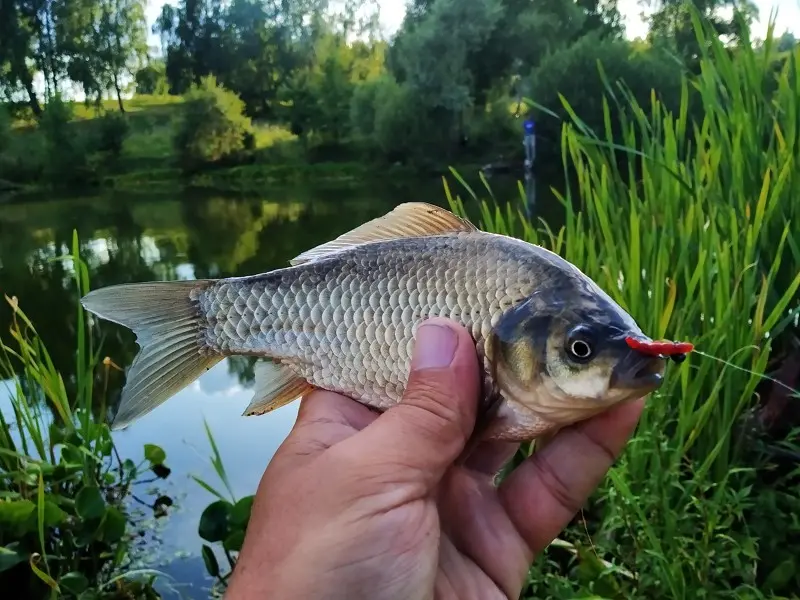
579;428;618;465
404;375;463;430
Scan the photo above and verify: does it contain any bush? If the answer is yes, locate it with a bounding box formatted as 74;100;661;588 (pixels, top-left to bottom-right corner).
134;62;169;96
463;97;519;159
0;105;10;155
39;96;95;187
95;110;130;158
173;76;255;172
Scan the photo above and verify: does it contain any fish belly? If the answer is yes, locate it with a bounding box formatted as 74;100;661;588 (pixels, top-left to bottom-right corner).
196;234;535;410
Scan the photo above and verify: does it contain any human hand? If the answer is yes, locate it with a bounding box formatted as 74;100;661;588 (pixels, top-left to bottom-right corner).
226;317;645;600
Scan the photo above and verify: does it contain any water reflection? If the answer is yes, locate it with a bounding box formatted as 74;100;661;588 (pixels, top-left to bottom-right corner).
0;177;544;598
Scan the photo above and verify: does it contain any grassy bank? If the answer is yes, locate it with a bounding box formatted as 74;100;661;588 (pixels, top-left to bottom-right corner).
2;95;364;195
0;93;494;199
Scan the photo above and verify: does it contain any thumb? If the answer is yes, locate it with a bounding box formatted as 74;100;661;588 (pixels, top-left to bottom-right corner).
351;318;481;485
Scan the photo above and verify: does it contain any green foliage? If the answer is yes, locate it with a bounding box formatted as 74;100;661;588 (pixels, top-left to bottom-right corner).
276;34;386;150
192;420;254;593
463;97;519;157
0;106;10;153
173;76;255;172
95;111;130;158
448;12;800;597
38;96;95;187
527;33;686;163
354;76;426;162
3;0;777;186
134;62;169;96
0;233;169;599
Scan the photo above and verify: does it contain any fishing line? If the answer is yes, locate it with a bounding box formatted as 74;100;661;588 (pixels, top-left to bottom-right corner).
691;349;800;397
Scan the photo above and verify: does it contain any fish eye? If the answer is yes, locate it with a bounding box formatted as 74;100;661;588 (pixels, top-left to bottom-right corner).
565;326;595;363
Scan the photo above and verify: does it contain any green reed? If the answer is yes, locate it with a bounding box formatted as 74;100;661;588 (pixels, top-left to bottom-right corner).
449;11;800;598
0;232;170;599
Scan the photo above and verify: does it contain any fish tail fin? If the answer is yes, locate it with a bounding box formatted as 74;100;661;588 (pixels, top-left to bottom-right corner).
80;280;223;430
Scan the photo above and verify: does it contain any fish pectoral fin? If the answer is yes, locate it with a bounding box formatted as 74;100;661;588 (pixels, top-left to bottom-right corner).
80;280;222;430
290;202;478;265
243;361;314;416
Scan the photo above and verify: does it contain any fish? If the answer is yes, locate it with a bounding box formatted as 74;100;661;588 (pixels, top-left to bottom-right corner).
80;202;692;442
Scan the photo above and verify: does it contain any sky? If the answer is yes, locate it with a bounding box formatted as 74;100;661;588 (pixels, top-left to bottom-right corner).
145;0;800;47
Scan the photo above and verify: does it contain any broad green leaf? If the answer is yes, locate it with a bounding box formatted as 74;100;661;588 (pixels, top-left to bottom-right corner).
198;500;232;543
101;507;127;543
144;443;166;465
763;557;795;592
0;500;36;535
60;572;89;595
230;495;255;529
201;544;220;578
122;459;137;479
38;500;67;529
224;531;245;553
0;544;27;573
75;486;105;520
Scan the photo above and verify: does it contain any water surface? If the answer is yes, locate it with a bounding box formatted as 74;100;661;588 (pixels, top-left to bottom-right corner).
0;174;554;597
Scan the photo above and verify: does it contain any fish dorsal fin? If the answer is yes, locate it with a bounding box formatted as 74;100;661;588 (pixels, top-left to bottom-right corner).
290;202;478;266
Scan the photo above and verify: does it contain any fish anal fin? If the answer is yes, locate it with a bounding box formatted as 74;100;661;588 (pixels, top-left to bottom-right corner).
243;361;315;416
290;202;478;265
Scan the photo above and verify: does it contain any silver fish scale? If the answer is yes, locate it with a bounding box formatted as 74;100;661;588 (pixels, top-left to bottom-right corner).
195;232;551;410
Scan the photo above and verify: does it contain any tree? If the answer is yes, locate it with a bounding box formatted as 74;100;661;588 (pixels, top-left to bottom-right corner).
96;0;148;111
60;0;147;110
647;0;759;68
0;0;50;116
134;59;169;95
776;31;797;53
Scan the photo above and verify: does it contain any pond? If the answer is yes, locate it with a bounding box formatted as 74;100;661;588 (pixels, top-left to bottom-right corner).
0;171;559;598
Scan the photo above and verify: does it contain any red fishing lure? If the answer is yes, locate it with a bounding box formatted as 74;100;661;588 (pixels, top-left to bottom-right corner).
625;336;694;363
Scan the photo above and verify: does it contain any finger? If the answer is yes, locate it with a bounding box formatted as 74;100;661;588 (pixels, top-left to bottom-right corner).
463;441;519;478
296;389;380;434
439;470;531;599
276;390;380;466
499;397;645;557
343;318;481;487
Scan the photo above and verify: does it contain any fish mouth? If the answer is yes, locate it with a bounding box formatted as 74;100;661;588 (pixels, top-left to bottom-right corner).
610;355;665;393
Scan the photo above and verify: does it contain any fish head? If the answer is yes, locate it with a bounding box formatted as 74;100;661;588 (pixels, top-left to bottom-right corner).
486;283;665;436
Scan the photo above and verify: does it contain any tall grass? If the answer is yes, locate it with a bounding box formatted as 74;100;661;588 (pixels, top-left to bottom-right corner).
448;12;800;598
0;233;170;599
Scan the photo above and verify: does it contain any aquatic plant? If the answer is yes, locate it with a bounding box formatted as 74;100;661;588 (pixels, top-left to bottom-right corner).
447;9;800;597
0;233;171;599
192;420;254;595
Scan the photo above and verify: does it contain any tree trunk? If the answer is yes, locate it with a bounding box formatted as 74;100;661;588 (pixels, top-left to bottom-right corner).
25;82;42;119
21;72;42;117
113;74;125;113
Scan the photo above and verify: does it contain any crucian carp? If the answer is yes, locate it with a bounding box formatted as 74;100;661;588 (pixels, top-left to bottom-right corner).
81;202;692;441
